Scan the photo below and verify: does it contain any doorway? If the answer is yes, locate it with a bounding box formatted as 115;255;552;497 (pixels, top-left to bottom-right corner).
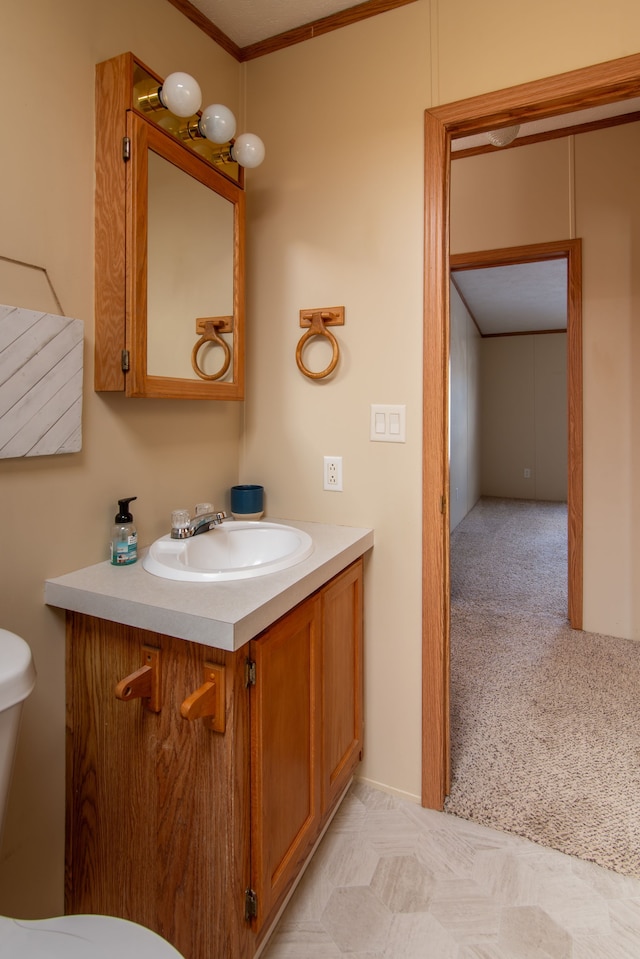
421;52;640;810
450;239;581;624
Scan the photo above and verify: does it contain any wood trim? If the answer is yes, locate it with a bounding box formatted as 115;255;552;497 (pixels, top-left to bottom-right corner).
164;0;242;59
126;112;148;398
421;54;640;812
94;53;132;391
124;115;246;400
239;0;419;61
451;239;578;270
566;240;583;630
165;0;419;62
480;328;567;338
422;109;450;809
430;53;640;137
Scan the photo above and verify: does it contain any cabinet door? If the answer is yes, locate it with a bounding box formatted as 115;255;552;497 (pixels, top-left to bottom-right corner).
321;559;364;813
249;596;321;931
66;614;252;959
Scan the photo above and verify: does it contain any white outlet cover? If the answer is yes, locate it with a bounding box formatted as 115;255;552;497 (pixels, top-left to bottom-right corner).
323;455;343;491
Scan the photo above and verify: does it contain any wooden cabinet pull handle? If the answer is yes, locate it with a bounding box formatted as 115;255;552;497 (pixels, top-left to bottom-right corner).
180;664;226;733
114;646;161;712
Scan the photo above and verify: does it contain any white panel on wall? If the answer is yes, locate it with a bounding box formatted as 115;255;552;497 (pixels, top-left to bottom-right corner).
0;304;83;459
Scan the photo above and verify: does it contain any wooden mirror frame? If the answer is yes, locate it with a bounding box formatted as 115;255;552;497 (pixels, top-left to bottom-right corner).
94;52;245;400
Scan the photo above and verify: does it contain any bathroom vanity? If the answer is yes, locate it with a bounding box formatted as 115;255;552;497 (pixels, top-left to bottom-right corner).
46;519;372;959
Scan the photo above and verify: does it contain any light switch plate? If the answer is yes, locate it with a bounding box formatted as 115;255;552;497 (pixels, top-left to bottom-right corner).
370;405;406;443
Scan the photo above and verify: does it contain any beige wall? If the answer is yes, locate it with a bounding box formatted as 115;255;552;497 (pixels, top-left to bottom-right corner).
241;5;431;803
449;285;481;530
0;0;244;917
576;122;640;637
451;139;573;251
3;0;640;922
480;334;568;501
435;0;640;103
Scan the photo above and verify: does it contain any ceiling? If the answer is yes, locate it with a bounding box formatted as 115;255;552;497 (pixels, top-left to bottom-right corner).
185;0;375;48
451;260;568;337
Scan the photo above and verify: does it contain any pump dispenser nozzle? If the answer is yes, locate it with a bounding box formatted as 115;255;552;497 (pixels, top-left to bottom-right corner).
115;497;137;523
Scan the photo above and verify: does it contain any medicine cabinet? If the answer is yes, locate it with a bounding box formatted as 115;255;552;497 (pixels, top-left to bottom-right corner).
94;52;245;400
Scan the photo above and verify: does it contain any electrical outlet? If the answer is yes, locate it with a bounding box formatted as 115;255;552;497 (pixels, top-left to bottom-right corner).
323;456;343;491
524;468;531;479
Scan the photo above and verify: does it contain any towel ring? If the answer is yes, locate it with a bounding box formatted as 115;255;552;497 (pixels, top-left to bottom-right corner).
296;311;340;380
191;319;231;381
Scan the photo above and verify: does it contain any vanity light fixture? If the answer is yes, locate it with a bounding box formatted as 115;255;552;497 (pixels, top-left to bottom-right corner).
137;69;265;167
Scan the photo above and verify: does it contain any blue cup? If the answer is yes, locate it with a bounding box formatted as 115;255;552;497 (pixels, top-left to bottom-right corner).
230;484;264;519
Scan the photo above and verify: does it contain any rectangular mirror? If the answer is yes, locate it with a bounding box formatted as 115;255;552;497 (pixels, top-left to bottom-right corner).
146;151;234;379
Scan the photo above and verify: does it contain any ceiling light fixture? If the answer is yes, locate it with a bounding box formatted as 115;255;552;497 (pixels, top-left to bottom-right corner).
486;125;520;147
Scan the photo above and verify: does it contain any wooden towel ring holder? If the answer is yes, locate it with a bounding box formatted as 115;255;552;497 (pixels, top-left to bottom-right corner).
296;308;344;380
191;319;231;381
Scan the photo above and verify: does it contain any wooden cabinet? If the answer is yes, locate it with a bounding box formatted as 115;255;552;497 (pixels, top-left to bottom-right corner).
94;52;246;400
65;559;363;959
249;560;363;938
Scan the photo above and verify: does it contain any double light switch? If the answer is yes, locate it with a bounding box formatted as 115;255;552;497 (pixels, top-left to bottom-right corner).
370;404;406;443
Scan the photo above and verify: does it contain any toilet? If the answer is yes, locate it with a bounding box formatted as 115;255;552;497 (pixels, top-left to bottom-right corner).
0;628;184;958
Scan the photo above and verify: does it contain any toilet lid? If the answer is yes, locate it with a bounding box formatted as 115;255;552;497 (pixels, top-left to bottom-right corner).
0;914;185;958
0;629;36;710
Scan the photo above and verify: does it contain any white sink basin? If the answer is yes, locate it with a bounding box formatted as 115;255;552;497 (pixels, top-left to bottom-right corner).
142;521;314;582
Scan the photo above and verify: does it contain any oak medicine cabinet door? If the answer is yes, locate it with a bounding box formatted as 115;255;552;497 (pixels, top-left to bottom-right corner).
249;596;322;932
94;51;245;400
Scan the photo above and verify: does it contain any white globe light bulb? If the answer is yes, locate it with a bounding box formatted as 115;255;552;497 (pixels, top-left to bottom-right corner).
159;72;202;117
200;103;237;144
231;133;265;169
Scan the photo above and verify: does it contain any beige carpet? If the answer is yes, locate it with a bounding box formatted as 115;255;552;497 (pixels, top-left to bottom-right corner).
445;496;640;878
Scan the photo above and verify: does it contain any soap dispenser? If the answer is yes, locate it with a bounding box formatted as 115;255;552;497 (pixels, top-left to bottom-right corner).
110;497;138;566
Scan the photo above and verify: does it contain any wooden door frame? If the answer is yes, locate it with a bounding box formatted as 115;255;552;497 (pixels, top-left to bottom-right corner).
422;52;640;810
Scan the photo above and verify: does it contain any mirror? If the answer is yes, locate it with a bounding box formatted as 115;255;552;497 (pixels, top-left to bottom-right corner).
146;151;234;380
94;52;245;400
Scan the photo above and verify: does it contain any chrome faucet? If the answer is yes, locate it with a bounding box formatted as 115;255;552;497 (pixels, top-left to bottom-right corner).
170;509;227;539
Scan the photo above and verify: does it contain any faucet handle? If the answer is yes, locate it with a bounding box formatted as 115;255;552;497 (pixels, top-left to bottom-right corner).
171;509;191;539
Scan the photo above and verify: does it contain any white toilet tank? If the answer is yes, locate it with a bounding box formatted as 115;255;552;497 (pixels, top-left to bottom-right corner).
0;629;36;837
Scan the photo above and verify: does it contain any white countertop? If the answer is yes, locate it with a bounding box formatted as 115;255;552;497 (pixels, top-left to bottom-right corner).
45;519;374;651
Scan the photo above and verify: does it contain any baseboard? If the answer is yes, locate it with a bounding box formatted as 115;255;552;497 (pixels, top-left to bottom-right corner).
355;774;421;805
